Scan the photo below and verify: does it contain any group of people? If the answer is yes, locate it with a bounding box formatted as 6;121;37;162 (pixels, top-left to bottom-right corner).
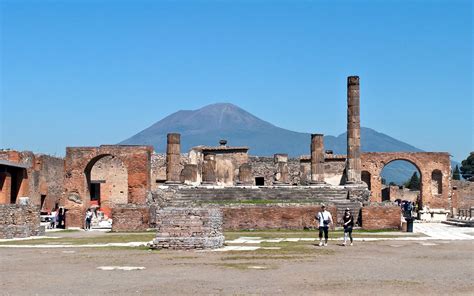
396;199;418;218
48;207;65;229
316;205;354;247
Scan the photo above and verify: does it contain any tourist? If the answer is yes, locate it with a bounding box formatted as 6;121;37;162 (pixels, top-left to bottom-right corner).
84;208;93;230
49;208;57;229
316;204;333;246
342;208;354;246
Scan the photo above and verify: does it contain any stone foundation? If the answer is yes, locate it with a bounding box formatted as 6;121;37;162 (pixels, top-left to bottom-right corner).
0;204;44;239
150;207;224;250
111;205;150;232
361;204;401;230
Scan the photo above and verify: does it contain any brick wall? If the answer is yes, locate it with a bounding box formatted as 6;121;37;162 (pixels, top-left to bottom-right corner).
361;204;401;230
452;180;474;213
111;205;150;232
0;204;44;239
222;204;338;230
150;207;225;250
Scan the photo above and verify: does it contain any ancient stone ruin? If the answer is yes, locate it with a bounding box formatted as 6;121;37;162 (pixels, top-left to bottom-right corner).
0;76;464;245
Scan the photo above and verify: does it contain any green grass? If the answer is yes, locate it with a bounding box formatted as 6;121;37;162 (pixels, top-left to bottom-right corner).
0;233;156;246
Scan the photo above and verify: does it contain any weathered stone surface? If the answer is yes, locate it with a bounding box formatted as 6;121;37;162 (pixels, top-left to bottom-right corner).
361;152;451;209
238;163;253;185
361;203;401;230
150;207;224;250
64;145;153;227
111;205;150;232
180;164;198;185
310;134;325;184
346;76;362;184
273;154;289;184
0;204;44;239
222;204;339;230
451;180;474;216
166;133;181;184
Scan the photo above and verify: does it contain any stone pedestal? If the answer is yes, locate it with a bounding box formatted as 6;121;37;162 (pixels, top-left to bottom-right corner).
150;207;225;250
165;133;181;184
310;134;325;185
346;76;362;184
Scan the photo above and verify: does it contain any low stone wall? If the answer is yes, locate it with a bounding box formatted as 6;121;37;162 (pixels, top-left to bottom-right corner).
0;204;44;239
150;207;224;250
361;204;401;230
222;204;338;230
111;205;150;232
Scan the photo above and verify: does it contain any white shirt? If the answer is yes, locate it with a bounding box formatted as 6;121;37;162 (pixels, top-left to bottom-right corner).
317;210;333;226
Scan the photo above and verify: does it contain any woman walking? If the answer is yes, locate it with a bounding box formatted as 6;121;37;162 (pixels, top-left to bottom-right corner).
342;208;354;246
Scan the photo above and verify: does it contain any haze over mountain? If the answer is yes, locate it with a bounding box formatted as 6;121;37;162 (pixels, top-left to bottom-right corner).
121;103;444;184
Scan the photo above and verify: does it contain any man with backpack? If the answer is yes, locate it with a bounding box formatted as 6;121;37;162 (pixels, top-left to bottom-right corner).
316;204;333;246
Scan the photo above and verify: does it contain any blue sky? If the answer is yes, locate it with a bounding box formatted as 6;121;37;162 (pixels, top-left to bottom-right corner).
0;0;472;161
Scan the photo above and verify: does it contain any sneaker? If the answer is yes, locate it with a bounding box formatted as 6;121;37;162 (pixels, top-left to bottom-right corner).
318;242;323;247
350;243;353;246
324;243;328;247
342;242;346;246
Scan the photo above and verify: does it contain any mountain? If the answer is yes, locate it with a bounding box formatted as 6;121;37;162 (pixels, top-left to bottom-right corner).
120;103;449;184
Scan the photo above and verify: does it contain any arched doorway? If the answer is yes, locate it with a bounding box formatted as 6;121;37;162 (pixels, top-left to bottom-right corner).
84;155;128;219
380;160;422;206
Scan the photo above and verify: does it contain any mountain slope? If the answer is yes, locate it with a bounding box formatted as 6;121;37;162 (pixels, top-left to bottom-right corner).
121;103;446;184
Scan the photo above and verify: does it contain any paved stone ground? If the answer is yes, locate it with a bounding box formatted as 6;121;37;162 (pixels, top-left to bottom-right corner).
0;224;472;295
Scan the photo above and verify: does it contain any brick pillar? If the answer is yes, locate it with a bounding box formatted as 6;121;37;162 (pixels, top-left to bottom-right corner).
310;134;325;184
166;133;181;184
0;172;12;204
346;76;362;184
273;154;289;185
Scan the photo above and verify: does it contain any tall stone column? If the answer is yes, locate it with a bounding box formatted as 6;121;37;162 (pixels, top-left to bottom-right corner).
166;133;181;184
346;76;362;184
310;134;325;184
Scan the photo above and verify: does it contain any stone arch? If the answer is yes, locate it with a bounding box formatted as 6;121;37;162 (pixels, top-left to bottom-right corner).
361;152;451;209
84;154;129;218
64;145;153;227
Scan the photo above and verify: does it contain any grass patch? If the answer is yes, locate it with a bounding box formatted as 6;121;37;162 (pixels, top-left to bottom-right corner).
0;233;156;246
214;262;275;270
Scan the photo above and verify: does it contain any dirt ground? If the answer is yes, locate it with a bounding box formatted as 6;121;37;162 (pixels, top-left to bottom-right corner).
0;232;473;295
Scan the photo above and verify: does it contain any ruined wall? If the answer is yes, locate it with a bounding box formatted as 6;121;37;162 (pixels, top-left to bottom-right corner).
90;155;128;217
361;204;401;230
382;186;419;202
361;152;451;209
111;205;150;232
222;204;338;230
452;180;474;214
249;155;345;186
0;204;44;239
150;207;225;250
64;145;152;227
0;151;64;211
150;153;188;189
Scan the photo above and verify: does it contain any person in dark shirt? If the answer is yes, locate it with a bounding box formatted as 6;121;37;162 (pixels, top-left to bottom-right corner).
342;208;354;246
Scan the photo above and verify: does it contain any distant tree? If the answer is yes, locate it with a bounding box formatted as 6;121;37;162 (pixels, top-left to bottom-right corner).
452;165;461;180
404;172;420;190
389;182;397;186
460;153;474;181
381;177;387;185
